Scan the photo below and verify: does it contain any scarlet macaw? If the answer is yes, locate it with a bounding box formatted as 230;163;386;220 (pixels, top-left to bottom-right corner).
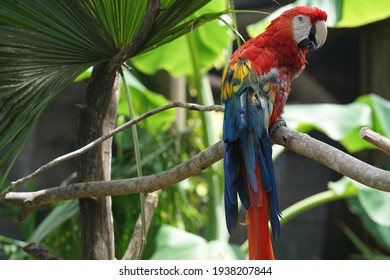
222;6;327;260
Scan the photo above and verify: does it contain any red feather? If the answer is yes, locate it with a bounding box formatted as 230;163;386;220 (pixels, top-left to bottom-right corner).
241;160;274;260
222;6;327;260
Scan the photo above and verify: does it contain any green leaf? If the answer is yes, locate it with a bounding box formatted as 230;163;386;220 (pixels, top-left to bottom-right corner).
356;94;390;137
0;235;26;259
27;201;78;243
0;0;148;173
328;176;359;196
335;0;390;28
0;0;225;178
282;94;390;153
74;67;93;82
247;0;390;38
283;101;372;153
149;225;245;260
131;0;232;76
330;176;390;252
348;197;390;252
118;71;175;136
356;184;390;228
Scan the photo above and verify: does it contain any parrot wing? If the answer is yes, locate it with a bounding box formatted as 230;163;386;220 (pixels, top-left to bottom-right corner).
222;57;279;230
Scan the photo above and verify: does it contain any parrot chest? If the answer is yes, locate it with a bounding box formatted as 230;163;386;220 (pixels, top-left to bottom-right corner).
259;67;292;125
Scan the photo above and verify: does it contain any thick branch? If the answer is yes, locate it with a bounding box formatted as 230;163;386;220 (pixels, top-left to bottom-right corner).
5;139;224;222
5;126;390;222
272;126;390;192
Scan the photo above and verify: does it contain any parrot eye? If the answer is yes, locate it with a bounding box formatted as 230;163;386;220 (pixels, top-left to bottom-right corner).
298;16;303;22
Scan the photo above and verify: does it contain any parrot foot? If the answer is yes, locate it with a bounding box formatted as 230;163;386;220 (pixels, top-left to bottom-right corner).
269;119;286;136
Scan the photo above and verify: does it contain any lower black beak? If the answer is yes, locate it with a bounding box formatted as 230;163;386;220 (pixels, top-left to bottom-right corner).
298;25;318;51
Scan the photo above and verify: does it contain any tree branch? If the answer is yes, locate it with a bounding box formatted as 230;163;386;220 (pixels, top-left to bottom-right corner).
272;126;390;192
122;192;158;260
359;127;390;156
5;125;390;222
0;102;224;198
5;139;224;222
23;242;61;260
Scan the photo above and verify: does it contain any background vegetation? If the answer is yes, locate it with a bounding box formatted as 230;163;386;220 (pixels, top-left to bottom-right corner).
0;0;390;259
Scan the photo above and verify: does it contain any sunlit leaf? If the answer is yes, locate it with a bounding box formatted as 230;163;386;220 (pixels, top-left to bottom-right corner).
283;101;372;153
131;0;232;76
283;94;390;153
247;0;390;38
149;225;245;260
118;70;175;136
356;94;390;137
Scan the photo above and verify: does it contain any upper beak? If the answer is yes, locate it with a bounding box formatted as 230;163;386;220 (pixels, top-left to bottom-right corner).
313;19;327;49
298;19;327;51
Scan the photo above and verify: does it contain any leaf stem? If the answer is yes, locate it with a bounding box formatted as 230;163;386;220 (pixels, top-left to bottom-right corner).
186;33;224;241
280;188;358;226
120;68;146;260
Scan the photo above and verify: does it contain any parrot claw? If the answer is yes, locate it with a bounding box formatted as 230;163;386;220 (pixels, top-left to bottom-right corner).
269;119;286;136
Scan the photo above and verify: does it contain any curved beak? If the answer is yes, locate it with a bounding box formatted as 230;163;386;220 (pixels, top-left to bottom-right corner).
298;20;327;51
314;20;327;49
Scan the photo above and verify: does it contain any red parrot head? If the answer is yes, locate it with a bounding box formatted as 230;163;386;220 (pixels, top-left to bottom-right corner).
268;6;328;51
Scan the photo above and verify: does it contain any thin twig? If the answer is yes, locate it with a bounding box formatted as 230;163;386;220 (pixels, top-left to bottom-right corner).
359;127;390;156
122;192;159;260
5;126;390;222
0;102;224;198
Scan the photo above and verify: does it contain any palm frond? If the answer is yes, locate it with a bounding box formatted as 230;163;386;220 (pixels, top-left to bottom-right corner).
0;0;223;180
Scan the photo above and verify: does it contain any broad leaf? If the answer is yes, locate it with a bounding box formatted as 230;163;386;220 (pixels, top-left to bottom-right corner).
247;0;390;38
348;197;390;252
149;225;245;260
131;0;232;76
117;70;175;136
329;177;390;252
283;94;390;153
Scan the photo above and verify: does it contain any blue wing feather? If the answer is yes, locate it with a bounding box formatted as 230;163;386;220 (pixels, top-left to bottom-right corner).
222;58;280;236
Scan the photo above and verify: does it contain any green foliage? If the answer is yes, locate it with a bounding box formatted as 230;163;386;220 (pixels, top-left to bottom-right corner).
339;177;390;254
247;0;390;37
283;94;390;153
118;70;176;137
149;225;245;260
1;0;390;261
0;0;223;180
131;0;232;76
282;95;390;257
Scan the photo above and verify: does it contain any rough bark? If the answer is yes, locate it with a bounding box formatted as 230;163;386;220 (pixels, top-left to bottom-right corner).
76;63;120;260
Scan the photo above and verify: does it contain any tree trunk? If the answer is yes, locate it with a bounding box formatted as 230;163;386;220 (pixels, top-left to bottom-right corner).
76;63;120;259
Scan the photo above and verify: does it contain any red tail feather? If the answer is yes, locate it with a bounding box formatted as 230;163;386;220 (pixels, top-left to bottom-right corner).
246;203;274;260
242;161;274;260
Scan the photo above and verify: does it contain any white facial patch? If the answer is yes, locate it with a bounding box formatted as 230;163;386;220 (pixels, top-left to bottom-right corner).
292;14;312;44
